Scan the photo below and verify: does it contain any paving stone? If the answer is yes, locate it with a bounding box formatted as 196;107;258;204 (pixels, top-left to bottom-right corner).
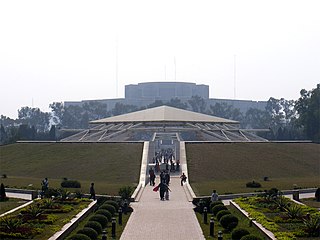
120;177;205;240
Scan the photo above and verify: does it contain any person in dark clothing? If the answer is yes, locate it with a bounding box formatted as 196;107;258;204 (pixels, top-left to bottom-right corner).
180;173;187;186
160;171;166;183
90;182;96;200
315;187;320;202
149;167;156;186
165;172;170;185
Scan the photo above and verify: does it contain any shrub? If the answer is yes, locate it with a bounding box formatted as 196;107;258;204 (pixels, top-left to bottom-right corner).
220;214;239;231
43;187;60;198
212;204;227;216
95;209;112;221
216;210;231;221
303;215;320;237
100;204;116;216
66;234;91;240
240;235;262;240
209;201;223;210
119;186;133;200
246;181;261;188
104;200;119;210
231;228;250;240
77;227;98;240
285;204;304;219
61;180;81;188
89;214;108;228
84;221;102;234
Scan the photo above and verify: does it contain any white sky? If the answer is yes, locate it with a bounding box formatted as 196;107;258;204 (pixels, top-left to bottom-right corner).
1;0;319;119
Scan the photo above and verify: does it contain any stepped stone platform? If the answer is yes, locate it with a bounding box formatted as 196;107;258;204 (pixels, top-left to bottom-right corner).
120;177;205;240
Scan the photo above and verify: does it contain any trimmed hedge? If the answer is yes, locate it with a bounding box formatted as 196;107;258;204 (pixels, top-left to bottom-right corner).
84;221;102;234
209;201;223;210
95;209;112;221
77;227;98;240
240;235;262;240
66;233;91;240
89;214;108;228
220;214;239;231
232;228;250;240
61;180;81;188
216;210;231;221
246;181;261;188
104;200;119;211
100;204;116;216
212;204;227;216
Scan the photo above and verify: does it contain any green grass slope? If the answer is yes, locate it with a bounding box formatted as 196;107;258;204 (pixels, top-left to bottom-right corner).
0;143;143;195
186;143;320;196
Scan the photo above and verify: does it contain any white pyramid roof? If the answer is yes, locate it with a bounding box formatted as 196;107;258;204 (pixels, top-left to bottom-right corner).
90;105;238;124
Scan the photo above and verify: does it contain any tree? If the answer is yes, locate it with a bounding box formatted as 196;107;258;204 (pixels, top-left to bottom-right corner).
0;124;7;145
147;100;164;108
18;107;50;132
243;108;270;129
49;102;64;126
112;102;138;116
209;103;243;121
295;84;320;142
188;95;207;113
166;98;188;109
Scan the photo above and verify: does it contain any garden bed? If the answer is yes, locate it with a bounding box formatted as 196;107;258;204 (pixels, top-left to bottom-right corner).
0;197;92;239
194;199;265;240
233;192;320;240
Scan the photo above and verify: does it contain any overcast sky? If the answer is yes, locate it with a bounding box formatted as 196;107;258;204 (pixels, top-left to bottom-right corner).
1;0;319;119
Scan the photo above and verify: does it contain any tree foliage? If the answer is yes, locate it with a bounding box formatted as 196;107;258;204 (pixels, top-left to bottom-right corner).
295;84;320;142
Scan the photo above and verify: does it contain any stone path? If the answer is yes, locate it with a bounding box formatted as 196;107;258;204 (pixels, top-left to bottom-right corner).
120;177;205;240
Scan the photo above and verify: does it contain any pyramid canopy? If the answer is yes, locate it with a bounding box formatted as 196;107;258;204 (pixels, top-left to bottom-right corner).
90;105;238;124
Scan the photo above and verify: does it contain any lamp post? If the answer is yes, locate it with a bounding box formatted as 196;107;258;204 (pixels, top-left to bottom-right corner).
203;207;208;224
209;217;214;236
118;207;122;225
101;230;107;240
111;217;116;238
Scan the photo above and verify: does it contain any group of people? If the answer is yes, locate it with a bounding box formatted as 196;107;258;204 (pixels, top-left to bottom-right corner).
153;170;171;200
152;148;180;173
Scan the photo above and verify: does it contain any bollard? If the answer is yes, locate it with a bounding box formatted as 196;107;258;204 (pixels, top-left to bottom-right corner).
203;207;208;224
101;230;107;240
118;207;123;225
218;230;223;240
209;217;214;236
111;217;116;238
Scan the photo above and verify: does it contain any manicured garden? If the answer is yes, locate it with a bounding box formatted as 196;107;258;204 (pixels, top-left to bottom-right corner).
0;196;92;239
194;199;265;240
66;198;131;240
234;189;320;239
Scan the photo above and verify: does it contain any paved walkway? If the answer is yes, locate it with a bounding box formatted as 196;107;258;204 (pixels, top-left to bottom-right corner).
120;177;205;240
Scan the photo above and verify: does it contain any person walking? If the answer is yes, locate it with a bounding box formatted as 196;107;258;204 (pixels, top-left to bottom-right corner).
149;167;155;186
90;182;96;200
180;173;187;186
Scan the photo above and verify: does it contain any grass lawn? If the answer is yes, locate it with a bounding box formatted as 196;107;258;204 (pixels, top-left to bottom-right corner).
0;198;29;215
186;143;320;196
0;143;143;195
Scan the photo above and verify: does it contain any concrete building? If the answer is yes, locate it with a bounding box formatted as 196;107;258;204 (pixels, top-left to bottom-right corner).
125;82;209;101
64;82;267;113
